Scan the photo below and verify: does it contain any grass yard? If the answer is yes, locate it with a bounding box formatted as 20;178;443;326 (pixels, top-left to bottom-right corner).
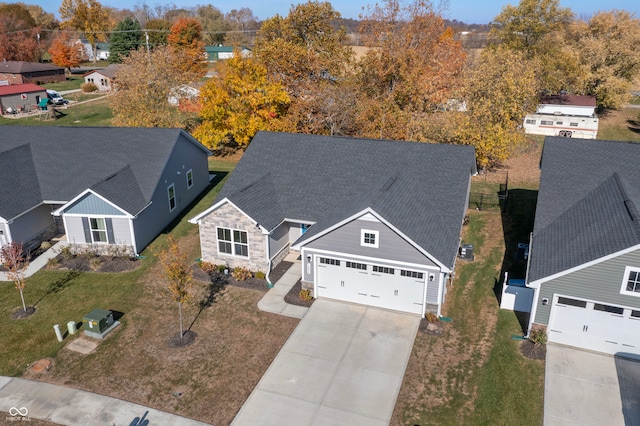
42;75;84;92
0;97;113;127
598;107;640;142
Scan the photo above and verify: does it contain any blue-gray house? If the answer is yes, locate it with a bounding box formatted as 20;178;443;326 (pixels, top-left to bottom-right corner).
0;127;211;256
190;131;477;316
526;137;640;356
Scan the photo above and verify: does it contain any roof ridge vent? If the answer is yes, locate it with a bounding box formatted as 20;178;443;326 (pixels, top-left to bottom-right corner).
381;174;398;192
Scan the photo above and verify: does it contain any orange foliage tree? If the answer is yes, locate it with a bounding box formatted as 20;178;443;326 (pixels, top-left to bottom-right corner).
48;32;82;71
168;17;206;78
0;4;40;61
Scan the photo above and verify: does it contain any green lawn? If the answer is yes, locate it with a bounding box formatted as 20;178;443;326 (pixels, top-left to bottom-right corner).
0;158;237;378
42;75;84;92
0;97;113;127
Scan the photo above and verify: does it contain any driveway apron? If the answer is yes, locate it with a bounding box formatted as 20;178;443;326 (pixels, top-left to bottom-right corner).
545;344;640;425
232;299;420;425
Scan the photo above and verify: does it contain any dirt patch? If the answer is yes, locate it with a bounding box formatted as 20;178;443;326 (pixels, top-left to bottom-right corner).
167;330;197;348
520;340;546;361
418;318;449;336
284;279;314;307
48;255;140;273
12;306;35;319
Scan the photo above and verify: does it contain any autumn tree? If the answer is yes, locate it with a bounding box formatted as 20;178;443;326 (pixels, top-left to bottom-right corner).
1;242;30;315
157;235;193;343
195;5;227;45
48;32;83;71
568;11;640;109
0;3;40;61
354;0;466;140
446;46;539;169
109;45;198;128
252;1;355;134
108;16;142;63
194;53;290;149
144;18;170;47
225;7;259;46
59;0;112;64
167;17;206;78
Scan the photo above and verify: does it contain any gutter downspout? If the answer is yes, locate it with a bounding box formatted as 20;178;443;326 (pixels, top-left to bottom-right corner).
524;231;536;337
265;232;273;288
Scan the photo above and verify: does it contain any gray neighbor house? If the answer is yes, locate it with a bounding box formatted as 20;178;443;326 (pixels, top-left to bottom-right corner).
190;131;477;317
0;127;211;256
526;136;640;356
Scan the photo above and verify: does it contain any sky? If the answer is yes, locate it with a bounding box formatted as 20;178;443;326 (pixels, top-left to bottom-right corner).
22;0;640;25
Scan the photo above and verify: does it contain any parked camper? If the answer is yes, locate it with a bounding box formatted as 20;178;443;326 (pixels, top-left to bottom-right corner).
523;114;599;139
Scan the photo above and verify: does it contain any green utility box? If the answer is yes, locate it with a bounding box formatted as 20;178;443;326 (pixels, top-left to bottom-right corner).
83;308;114;334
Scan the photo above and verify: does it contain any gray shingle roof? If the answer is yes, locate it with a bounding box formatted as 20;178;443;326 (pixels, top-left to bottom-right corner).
216;131;477;269
529;137;640;282
0;126;202;219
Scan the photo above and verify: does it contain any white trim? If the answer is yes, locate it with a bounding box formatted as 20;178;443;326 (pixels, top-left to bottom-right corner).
620;266;640;297
60;213;131;219
128;218;138;255
361;229;379;248
186;168;193;189
178;129;214;155
168;183;176;212
188;198;269;233
51;189;133;218
292;207;451;272
283;218;317;225
215;226;250;259
529;243;640;289
4;202;47;222
303;247;440;274
88;217;108;244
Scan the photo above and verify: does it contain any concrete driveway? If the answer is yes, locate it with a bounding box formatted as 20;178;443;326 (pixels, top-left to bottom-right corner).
545;344;640;425
232;299;420;425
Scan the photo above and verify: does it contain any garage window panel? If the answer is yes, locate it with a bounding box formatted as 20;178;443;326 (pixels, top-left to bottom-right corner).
400;269;424;279
346;261;367;270
373;265;394;274
557;296;587;308
319;257;340;266
593;303;624;315
620;266;640;297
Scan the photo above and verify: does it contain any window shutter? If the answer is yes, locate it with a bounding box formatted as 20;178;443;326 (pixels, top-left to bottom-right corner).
105;218;115;244
81;217;92;243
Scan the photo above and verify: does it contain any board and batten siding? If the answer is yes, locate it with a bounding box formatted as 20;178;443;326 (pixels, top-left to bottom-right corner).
269;222;289;259
305;216;436;267
65;193;126;216
10;205;55;244
534;248;640;325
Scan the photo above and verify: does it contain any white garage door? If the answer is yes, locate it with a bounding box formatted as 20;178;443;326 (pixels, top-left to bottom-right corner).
316;256;425;315
548;296;640;355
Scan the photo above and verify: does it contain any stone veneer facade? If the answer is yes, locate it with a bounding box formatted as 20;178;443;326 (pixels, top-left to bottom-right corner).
198;202;268;272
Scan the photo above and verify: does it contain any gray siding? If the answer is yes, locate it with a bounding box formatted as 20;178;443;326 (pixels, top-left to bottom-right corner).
0;90;46;114
65;193;126;216
133;134;209;253
534;248;640;325
426;275;440;304
65;216;87;244
269;222;290;259
305;217;436;267
111;217;133;245
10;204;54;244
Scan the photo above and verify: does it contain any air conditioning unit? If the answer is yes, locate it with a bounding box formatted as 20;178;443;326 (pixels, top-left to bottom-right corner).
459;244;474;261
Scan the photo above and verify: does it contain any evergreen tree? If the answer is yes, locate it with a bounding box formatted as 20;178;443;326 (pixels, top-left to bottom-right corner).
109;16;142;63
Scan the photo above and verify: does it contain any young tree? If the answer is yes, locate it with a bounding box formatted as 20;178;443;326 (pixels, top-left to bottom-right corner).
109;45;198;128
1;242;30;314
167;17;207;78
108;16;142;63
194;53;290;149
157;236;193;342
48;32;83;71
59;0;112;64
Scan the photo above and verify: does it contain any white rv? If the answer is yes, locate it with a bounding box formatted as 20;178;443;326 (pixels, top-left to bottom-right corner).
523;94;598;139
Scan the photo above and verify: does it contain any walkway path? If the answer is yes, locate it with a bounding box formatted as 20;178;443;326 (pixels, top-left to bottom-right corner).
257;253;308;319
0;376;209;425
0;241;68;282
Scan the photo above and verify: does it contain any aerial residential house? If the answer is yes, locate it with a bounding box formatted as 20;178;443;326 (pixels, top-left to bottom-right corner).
0;61;65;85
523;94;599;139
0;127;211;255
526;137;640;356
0;83;47;115
204;45;251;62
190;131;477;316
83;65;120;91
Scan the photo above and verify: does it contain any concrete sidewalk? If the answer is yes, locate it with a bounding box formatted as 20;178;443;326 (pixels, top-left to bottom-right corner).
0;241;68;282
258;255;308;319
0;376;210;425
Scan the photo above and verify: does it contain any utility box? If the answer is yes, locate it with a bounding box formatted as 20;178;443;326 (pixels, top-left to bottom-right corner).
83;309;114;334
459;244;474;261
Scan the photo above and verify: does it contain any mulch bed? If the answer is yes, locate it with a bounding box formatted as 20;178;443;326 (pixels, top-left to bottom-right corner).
520;339;546;360
167;330;198;348
284;279;314;307
12;306;36;319
193;266;269;292
269;261;293;284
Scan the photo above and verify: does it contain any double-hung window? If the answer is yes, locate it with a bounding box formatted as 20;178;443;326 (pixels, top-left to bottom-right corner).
186;169;193;189
168;184;176;211
217;227;248;257
90;218;108;243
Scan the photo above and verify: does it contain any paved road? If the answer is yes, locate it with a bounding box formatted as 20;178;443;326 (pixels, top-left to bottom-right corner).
233;299;420;425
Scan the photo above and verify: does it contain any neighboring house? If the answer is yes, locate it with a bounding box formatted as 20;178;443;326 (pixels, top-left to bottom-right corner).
96;42;110;60
190;131;477;316
526;137;640;356
0;61;65;85
204;45;251;62
523;94;599;139
75;38;94;61
168;84;200;107
0;83;47;115
0;127;211;256
83;65;120;91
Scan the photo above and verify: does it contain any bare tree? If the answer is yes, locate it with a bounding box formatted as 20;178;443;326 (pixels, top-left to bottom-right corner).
1;242;30;313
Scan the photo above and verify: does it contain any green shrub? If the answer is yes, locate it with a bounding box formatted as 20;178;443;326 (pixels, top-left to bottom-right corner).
81;82;98;92
217;264;227;273
529;329;547;346
254;271;266;279
232;266;252;281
